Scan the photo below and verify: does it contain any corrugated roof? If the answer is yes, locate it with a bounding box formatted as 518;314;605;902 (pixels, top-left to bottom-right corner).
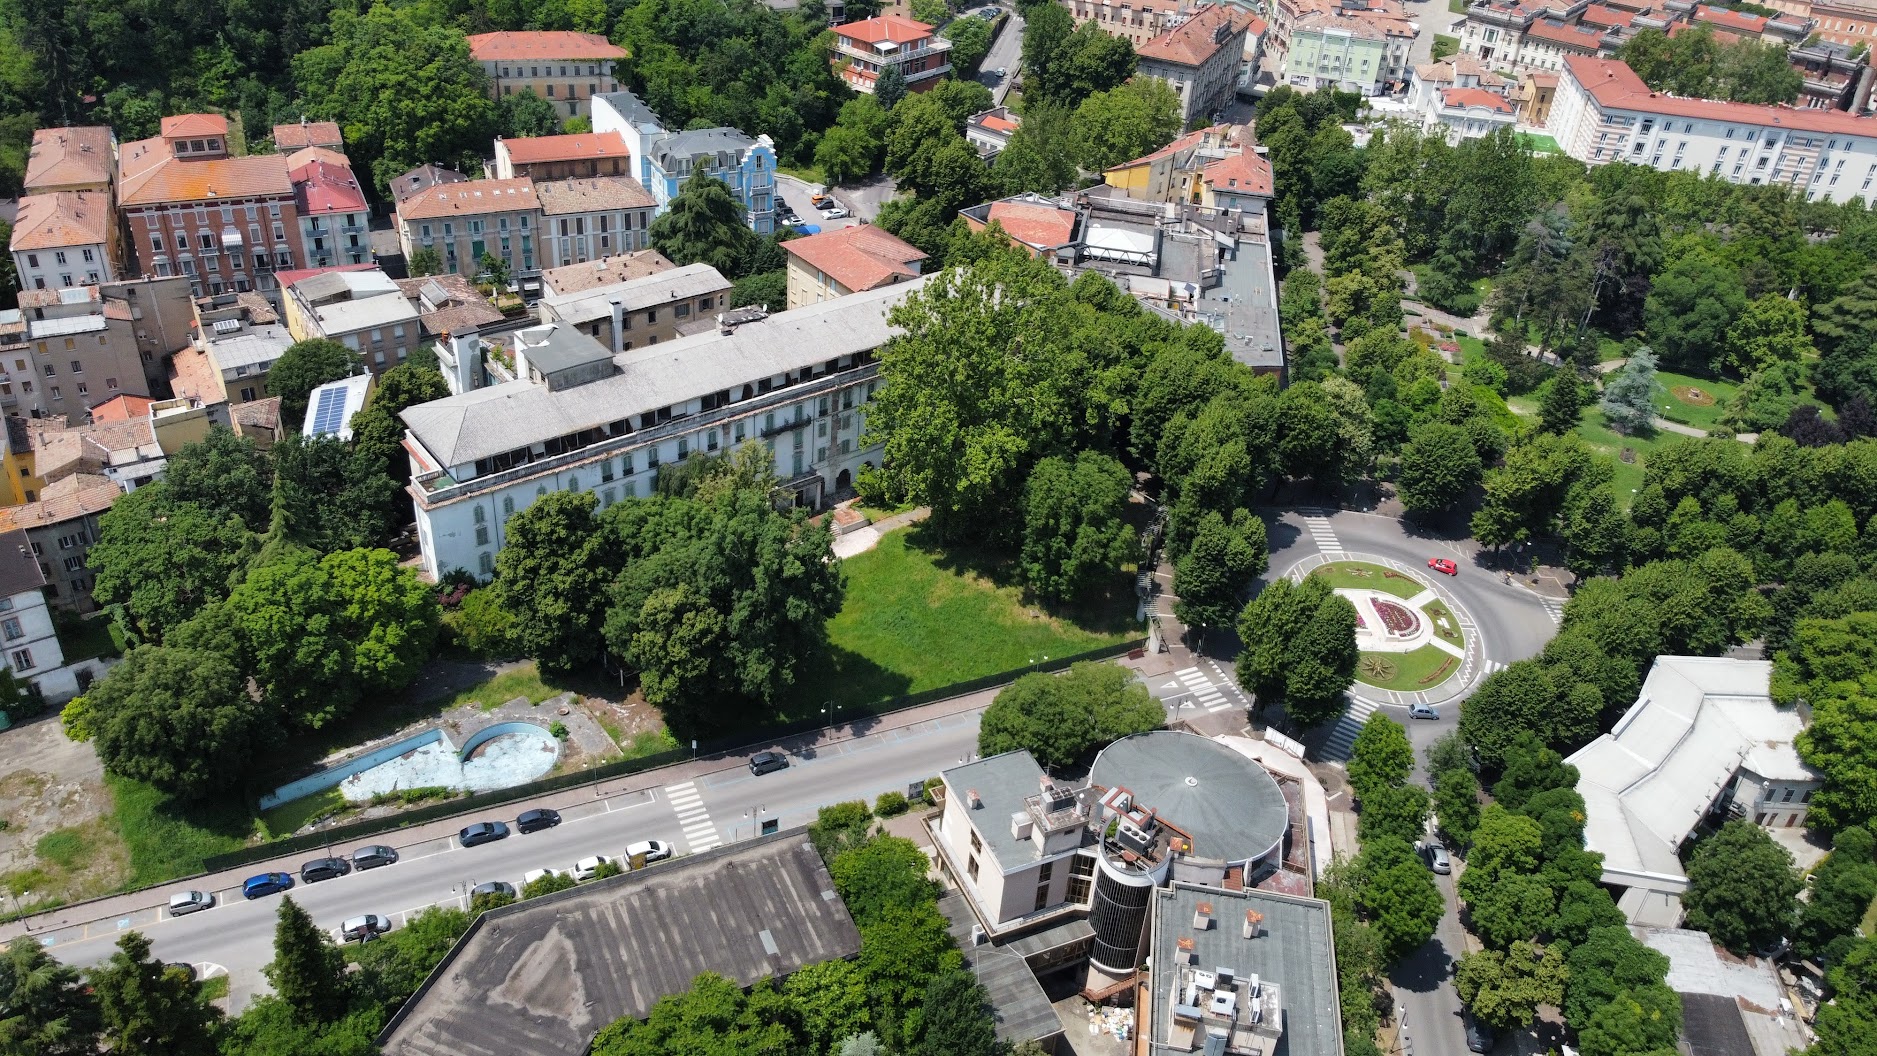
467;30;628;61
9;191;112;251
23;127;114;192
781;224;927;293
500;131;630;165
398;178;539;221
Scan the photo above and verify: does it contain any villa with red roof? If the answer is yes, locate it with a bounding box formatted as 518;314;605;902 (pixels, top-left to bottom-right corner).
1406;56;1520;140
782;224;927;309
959;193;1084;257
291;157;371;269
492;131;633;181
1102;124;1273;214
966;106;1022;157
1549;54;1877;203
467;31;628;119
831;16;952;95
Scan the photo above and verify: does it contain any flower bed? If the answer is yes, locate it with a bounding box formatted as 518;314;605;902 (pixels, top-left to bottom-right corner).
1372;598;1420;637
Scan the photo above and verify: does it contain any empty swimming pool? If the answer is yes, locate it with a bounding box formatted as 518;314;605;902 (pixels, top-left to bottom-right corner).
339;722;561;801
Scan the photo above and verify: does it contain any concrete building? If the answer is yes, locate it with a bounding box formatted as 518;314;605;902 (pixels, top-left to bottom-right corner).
185;292;292;405
1569;655;1822;926
831;16;954;96
1265;0;1412;86
535;262;733;352
400;280;914;578
1799;0;1877;47
291;157;372;270
0;470;125;611
781;224;927;309
1517;70;1561;124
23;127;115;196
7;287;159;419
0;528;75;700
466;31;629;119
1065;0;1208;47
591;90;779;235
1101;124;1273;214
282;268;425;373
395;178;542;279
272;120;345;154
1282;8;1416;94
965;106;1021;158
540;248;676;296
1550;54;1877;203
1407;56;1521;139
536;177;658;266
492;132;633;181
1135;5;1256;125
10;191;118;292
1789;40;1874;112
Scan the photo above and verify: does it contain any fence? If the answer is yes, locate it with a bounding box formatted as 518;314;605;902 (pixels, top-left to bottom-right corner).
199;638;1145;874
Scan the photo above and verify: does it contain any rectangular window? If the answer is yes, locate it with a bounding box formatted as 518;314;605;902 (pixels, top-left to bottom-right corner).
9;648;31;671
62;556;82;573
475;524;490;546
1;618;21;641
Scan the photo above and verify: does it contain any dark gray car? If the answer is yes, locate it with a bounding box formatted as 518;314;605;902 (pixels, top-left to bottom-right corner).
458;821;509;848
350;845;398;870
299;857;351;883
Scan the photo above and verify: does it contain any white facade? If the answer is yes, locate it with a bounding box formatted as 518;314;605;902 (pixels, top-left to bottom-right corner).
15;243;112;294
1551;55;1877;202
0;585;70;699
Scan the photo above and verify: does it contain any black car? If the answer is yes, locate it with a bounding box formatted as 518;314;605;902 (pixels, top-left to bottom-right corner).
350;845;398;870
300;857;351;883
471;880;517;900
458;821;510;848
1463;1012;1496;1054
748;751;788;776
515;808;562;834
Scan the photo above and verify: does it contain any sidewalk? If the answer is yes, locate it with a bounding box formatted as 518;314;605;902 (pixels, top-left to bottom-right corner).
831;505;930;559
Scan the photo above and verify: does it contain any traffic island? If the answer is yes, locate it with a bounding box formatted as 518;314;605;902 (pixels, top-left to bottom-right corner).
1310;561;1466;694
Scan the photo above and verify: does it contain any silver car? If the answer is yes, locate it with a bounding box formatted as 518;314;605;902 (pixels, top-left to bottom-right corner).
167;890;213;916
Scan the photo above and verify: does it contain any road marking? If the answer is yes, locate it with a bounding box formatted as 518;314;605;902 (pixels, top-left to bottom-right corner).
663;781;721;852
1302;514;1343;554
1541;597;1566;624
1319;697;1380;761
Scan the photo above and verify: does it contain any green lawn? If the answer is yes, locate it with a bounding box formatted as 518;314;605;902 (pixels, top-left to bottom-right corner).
1433;34;1459;59
1516;131;1561;155
439;664;575;712
1653;370;1740;432
777;163;825;186
1574;407;1669;503
797;526;1140;713
105;775;256;889
1354;645;1461;691
257;787;345;839
55;612;123;663
1861;892;1877;937
1310;561;1427;600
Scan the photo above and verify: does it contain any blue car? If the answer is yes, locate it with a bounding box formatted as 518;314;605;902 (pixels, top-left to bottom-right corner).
790;223;822;235
242;872;294;900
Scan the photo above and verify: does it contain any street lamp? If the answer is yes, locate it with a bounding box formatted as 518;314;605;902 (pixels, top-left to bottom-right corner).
821;700;836;726
9;889;32;930
744;805;767;840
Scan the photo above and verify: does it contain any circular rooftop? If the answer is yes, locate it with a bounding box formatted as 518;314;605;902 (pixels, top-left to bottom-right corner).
1087;731;1288;866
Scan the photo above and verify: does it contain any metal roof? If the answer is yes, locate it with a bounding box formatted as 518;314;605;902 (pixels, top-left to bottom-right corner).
537;263;730;324
1088;732;1290;865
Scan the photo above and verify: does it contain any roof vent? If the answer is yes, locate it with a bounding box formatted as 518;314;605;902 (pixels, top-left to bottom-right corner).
1176;937;1197;963
967;789;982;809
1194;902;1213;930
1243;909;1263;938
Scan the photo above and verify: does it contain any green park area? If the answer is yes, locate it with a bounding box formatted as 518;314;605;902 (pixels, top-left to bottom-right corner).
1354;645;1460;692
1653;370;1740;431
1312;561;1466;692
1309;559;1426;600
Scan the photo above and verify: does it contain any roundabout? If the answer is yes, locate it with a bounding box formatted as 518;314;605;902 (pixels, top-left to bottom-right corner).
1286;552;1483;706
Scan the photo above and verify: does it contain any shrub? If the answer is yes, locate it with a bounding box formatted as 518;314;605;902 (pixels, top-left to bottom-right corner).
59;696;94;742
549;720;569;740
590;859;624;880
523;871;577;898
875;791;911;817
445;588;521;658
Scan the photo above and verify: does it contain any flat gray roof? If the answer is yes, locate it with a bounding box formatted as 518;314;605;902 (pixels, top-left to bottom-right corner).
1148;883;1343;1056
508;323;613;376
1088;732;1289;865
940;750;1053;868
206;325;294;370
537;262;730;324
379;831;860;1056
938;892;1065;1045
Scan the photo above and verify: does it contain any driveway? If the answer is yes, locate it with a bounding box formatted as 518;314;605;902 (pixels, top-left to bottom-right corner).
775;172;877;228
978;6;1025;105
1404;0;1465;67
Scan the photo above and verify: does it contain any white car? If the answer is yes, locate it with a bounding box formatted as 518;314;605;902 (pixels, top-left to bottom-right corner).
340;914;392;942
167;890;213;916
571;855;614;881
626;840;673;863
522;867;565;887
820;206;850;220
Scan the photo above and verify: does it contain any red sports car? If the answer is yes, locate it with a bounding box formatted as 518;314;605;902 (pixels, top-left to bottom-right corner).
1428;558;1458;576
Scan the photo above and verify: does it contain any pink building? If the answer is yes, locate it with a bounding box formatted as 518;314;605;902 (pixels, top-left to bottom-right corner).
831;16;953;95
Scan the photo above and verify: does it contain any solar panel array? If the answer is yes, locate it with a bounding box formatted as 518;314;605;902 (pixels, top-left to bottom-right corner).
308;385;351;437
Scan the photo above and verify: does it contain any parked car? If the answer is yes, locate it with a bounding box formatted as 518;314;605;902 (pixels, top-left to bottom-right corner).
522;867;565;887
748;750;789;776
242;873;294;900
1408;703;1440;720
350;845;398;870
1424;843;1452;875
810;193;834;208
341;915;392;942
458;821;510;848
1463;1012;1495;1053
167;890;213;916
993;67;1007;78
821;206;850;220
165;962;198;981
471;880;517;900
300;857;351;883
978;6;998;16
626;839;673;863
1428;557;1458;576
790;223;822;236
516;808;561;834
571;855;615;881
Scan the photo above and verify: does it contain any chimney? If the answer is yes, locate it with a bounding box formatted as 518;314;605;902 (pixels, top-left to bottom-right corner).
1194;902;1213;930
1176;936;1197;964
967;789;981;809
608;298;624;355
1243;909;1264;939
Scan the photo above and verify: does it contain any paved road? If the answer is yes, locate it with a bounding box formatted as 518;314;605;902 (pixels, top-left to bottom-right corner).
775;173;863;231
14;708;983;1012
978;6;1025;105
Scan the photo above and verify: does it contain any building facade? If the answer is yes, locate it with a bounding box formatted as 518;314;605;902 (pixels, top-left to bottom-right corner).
5;288;158;419
1136;5;1255;124
493;132;634;181
10;192;118;292
0;473;123;611
1407;57;1521;139
282;269;425;374
592;90;780;235
535;262;733;351
831;16;954;95
781;224;927;309
536;177;658;266
291;157;372;270
1064;0;1206;47
395;178;542;278
1283;11;1415;94
466;31;629;118
0;528;78;701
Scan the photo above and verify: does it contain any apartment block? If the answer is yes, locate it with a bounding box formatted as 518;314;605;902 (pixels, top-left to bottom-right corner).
536;177;658;266
1135;5;1256;124
282;268;424;374
536;262;733;351
492;132;633;181
0;528;77;700
831;16;953;95
1064;0;1206;47
0;474;122;611
395;178;542;279
292;157;372;269
592;90;780;234
1100;124;1273;214
10;192;119;292
781;224;927;309
23;127;115;195
467;31;628;119
4;287;156;419
1266;0;1413;92
173;291;291;405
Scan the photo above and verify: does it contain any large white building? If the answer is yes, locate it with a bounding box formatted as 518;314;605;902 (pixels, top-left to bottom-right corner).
400;280;920;579
1550;55;1877;202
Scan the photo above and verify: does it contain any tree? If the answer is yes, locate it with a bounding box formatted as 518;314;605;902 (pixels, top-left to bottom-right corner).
1576;985;1683;1056
874;61;907;111
162;427;276;530
88;487;255;645
1722;293;1814;377
1457;662;1557;768
1600;347;1660;435
1682;819;1800;954
1396;421;1483;515
494;491;620;673
1797;827;1877;962
1072;77;1181;171
0;937;100;1056
941;16;994;76
1347;712;1414;801
522;870;576;898
408;246;442;277
1356;782;1431;847
497;88;561;138
1538;371;1582;435
1019;452;1134;603
270;338;364;426
265;896;350;1024
977;662;1163;768
1490;734;1579;812
1455;941;1568;1030
88;931;220;1056
1361;857;1445;960
267;433;397;552
649;174;762;279
477;250;511;297
914;972;997;1056
992;102;1077;196
1235;575;1358;730
784;959;873;1051
350;907;472;1005
1642;250;1748;372
349;359;453;490
88;644;270;798
591;972;795;1056
817;125;879;186
1173;510;1268;638
1435;767;1482;846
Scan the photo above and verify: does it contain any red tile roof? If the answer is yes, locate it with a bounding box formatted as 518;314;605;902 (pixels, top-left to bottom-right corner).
161;114;229;140
1138;5;1253;67
0;476;121;531
1564;55;1877;135
534;175;656;214
168;347;224;404
89;394;155;422
1524;18;1608;48
1693;4;1767;33
23;127;114;192
397;178;539;221
979;113;1020;134
9;191;112;251
273;120;344;151
986;199;1079;249
284;146;351;172
1527;71;1561;86
119;150;294;208
1109;126;1213;171
467;31;627;62
836;14;936;44
1581;4;1637;27
782;224;927;293
499;131;631;164
540;249;677;295
290;158;369;216
1201;149;1274;196
1442;87;1517;113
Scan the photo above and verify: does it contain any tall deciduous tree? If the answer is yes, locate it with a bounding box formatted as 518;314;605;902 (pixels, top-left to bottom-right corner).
1172;509;1268;637
1234;575;1358;730
1347;712;1414;801
89;486;256;644
268;433;398;552
1396;420;1483;515
977;661;1164;768
88;931;220;1056
1019;452;1134;603
1071;76;1181;171
914;971;998;1056
1682;819;1801;955
1643;250;1748;372
496;88;561;138
494;490;621;673
1455;941;1568;1030
162;427;276;531
649;174;762;279
269;338;363;427
88;644;270;798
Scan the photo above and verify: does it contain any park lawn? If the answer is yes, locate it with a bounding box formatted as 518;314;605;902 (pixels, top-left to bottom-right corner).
804;527;1139;712
1433;34;1459;59
443;664;577;712
105;774;256;889
1654;370;1740;432
1354;644;1460;692
1575;407;1668;504
1310;561;1427;600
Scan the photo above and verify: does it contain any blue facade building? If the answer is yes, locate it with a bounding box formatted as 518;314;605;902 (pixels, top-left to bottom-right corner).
591;90;778;235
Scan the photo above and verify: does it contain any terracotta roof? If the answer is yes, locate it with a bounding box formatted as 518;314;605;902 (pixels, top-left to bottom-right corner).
391;274;506;335
540;249;677;295
119;151;294;208
168;347;224;404
1414;54;1510;84
1694;4;1767;32
499;131;630;165
26;473;120;514
9;191;112;251
161;114;229;140
782;224;927;293
1442;86;1518;112
397;178;539;221
1245;14;1269;34
978;113;1020;134
15;289;69;309
290;158;369;217
1293;9;1392;39
1527;71;1561;86
232;396;282;431
534;175;655;214
284;146;351;171
23;127;114;192
1564;55;1877;134
102;301;132;321
1138;5;1252;66
1200;149;1274;196
30;417;157;481
89;394;155;422
986;199;1079;249
467;31;627;62
1524;18;1608;48
273;120;344;151
1109;126;1212;171
836;14;937;44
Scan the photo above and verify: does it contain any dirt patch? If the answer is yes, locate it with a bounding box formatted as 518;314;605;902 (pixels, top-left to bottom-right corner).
1671;385;1716;407
0;717;128;907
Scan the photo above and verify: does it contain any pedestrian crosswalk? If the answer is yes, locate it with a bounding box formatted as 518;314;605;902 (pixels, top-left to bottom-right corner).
1303;514;1343;554
1167;666;1239;712
1319;696;1380;761
664;780;720;852
1541;597;1566;624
